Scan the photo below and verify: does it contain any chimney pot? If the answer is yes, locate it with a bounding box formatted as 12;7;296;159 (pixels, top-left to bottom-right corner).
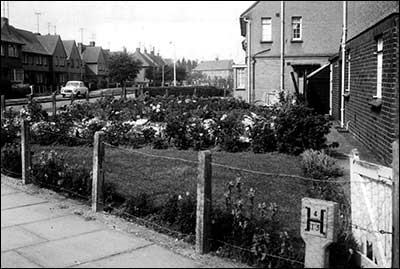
90;41;95;47
1;17;9;26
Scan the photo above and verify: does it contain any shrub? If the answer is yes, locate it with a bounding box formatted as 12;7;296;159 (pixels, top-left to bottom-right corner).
31;150;92;199
275;103;331;155
122;193;158;218
1;143;22;177
1;115;20;147
301;149;343;180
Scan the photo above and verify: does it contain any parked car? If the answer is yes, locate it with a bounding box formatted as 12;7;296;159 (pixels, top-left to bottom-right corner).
60;81;89;97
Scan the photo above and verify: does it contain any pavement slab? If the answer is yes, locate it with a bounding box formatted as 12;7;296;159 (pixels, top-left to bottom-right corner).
16;229;153;268
74;244;202;268
1;226;46;252
1;251;41;268
1;192;48;210
1;184;20;195
1;203;70;228
21;215;106;240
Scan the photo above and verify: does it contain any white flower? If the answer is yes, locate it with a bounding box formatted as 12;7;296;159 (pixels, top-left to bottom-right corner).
220;114;227;121
178;195;183;200
239;135;250;143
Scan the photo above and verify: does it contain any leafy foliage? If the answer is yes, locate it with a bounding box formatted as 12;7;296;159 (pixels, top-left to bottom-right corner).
1;143;22;176
108;48;142;85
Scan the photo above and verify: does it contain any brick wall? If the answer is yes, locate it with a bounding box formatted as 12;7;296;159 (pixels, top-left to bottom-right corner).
344;14;399;165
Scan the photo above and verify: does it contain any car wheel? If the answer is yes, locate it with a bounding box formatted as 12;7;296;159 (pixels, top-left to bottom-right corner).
62;94;65;98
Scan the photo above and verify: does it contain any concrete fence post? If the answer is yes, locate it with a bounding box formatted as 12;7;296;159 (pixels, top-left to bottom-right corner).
393;140;399;268
193;88;197;98
70;93;75;105
101;90;104;99
1;95;5;120
196;150;212;254
301;198;339;268
21;120;31;184
86;91;89;102
92;131;105;212
52;92;57;118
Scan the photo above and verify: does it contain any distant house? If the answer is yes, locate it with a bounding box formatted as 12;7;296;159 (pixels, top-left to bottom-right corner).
1;17;25;86
237;1;343;104
131;47;155;86
80;41;109;90
36;34;68;92
330;1;399;166
193;59;233;89
62;40;84;81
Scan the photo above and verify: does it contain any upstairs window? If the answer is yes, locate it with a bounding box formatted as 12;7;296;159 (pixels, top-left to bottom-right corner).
8;45;18;57
236;68;245;89
376;37;383;98
292;17;302;40
261;18;272;42
0;45;5;56
43;57;48;66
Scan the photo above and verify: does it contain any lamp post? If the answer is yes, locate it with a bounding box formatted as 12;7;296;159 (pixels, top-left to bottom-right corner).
170;41;177;86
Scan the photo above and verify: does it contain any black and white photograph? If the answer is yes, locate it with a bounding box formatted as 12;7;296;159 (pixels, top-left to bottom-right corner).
1;1;399;268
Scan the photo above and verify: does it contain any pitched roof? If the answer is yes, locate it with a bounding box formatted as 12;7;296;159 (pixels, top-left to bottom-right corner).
1;18;25;44
14;29;50;55
193;60;233;72
82;46;102;63
36;34;62;54
132;49;154;67
62;40;76;59
142;50;158;67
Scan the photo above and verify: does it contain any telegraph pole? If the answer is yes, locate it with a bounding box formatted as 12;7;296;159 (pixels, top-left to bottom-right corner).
34;11;41;33
80;27;84;43
53;25;56;35
47;22;51;34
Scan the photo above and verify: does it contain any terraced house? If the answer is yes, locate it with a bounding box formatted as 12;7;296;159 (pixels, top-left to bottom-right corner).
63;40;84;82
80;41;109;90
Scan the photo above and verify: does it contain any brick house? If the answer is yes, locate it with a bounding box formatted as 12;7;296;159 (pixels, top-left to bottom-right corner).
236;1;343;104
36;34;69;92
80;41;109;90
193;59;233;89
62;40;84;81
0;17;25;86
330;1;399;165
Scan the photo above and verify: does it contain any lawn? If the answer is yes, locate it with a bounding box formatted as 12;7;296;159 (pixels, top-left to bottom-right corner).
31;144;310;236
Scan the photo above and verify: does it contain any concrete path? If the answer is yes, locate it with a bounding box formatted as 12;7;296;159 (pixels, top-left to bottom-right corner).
1;176;245;268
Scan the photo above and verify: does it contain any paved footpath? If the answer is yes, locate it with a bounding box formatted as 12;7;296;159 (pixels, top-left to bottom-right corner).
1;175;245;268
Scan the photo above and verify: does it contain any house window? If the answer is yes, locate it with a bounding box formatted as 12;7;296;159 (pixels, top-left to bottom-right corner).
29;55;34;65
292;17;302;40
70;59;74;68
261;18;272;42
60;57;65;67
36;73;43;83
236;68;245;89
376;37;383;98
0;45;4;56
43;57;48;66
35;56;40;65
56;56;59;66
12;69;24;82
8;45;18;57
23;54;28;64
347;52;351;92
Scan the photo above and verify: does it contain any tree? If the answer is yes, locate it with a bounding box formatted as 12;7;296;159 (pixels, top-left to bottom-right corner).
108;47;142;92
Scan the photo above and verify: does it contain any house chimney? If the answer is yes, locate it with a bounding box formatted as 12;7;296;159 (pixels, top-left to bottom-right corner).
1;17;9;26
89;41;95;47
136;47;140;52
151;47;155;55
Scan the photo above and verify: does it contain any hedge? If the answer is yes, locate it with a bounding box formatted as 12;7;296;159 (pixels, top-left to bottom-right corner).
143;86;227;97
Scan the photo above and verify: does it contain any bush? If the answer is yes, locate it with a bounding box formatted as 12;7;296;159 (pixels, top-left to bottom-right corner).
1;143;22;177
1;114;20;147
31;150;92;199
275;103;331;155
301;149;343;180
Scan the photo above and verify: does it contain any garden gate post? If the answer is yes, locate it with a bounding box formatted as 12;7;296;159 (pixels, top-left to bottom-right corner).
52;92;57;118
101;90;104;98
70;93;75;104
92;131;105;212
21;120;31;184
301;198;338;268
86;91;89;102
1;95;5;120
196;150;212;254
393;140;399;268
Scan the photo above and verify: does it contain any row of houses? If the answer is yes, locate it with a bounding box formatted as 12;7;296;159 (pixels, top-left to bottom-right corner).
234;1;399;166
1;16;173;93
1;16;112;93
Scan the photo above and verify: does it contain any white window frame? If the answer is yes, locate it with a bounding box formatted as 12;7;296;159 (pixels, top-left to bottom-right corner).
236;68;245;89
292;17;302;41
376;37;383;99
261;17;272;42
347;52;351;92
0;45;4;56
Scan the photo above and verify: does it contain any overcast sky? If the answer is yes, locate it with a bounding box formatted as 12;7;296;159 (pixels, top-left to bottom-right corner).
2;1;254;63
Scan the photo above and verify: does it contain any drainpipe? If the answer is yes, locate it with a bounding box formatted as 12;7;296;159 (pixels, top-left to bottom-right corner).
280;1;285;92
329;63;333;116
243;17;251;104
340;1;347;128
